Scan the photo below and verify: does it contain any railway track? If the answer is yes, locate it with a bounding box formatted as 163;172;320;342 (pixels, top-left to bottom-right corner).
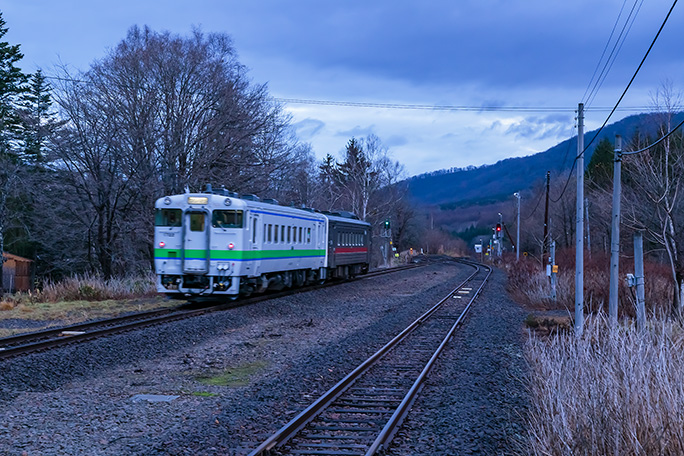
0;263;422;360
248;259;491;456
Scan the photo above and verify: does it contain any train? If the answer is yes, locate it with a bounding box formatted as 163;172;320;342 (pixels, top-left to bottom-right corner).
154;185;371;300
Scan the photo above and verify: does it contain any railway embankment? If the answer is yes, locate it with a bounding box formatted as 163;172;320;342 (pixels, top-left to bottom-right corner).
0;261;529;455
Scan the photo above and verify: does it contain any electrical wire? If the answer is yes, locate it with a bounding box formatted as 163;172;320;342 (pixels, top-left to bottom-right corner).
581;0;630;103
623;116;684;155
522;185;546;221
581;0;678;158
45;75;655;113
550;0;678;204
584;0;644;108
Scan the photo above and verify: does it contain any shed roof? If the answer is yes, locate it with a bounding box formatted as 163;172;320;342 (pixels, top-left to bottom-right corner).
2;252;33;263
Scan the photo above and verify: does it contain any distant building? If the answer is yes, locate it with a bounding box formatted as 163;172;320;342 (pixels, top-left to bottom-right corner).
2;253;33;293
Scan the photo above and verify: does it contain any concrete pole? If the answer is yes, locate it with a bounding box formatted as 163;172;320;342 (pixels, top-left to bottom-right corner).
608;135;622;325
585;198;591;258
634;231;646;332
550;240;557;301
514;192;521;261
575;103;585;336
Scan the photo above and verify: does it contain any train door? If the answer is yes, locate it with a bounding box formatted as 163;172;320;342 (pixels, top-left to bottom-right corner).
183;210;209;274
250;213;261;276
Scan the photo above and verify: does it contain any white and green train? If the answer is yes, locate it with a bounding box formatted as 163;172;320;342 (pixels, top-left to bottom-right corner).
154;186;371;300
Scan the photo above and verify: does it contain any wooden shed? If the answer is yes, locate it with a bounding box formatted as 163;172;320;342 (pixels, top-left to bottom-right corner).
2;252;33;293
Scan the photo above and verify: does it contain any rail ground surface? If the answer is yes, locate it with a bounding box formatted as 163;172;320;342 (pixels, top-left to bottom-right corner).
0;263;420;359
0;260;529;455
248;260;490;455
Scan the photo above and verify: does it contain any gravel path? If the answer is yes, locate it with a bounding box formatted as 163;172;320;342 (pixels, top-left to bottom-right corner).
0;261;529;455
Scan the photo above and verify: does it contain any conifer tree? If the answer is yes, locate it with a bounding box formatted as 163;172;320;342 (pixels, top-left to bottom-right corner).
0;12;28;290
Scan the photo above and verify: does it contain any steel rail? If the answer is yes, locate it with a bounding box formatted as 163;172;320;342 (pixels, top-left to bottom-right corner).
366;262;491;454
0;263;423;359
248;260;488;456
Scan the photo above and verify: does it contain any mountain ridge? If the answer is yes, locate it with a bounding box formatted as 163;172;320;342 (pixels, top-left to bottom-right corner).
405;112;684;208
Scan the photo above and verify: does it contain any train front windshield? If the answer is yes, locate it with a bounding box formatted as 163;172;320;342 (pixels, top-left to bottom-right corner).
155;209;182;227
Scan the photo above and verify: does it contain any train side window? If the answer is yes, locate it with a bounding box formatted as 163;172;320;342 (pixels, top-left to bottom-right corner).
307;228;311;244
287;226;291;243
268;224;272;243
281;226;285;243
155;209;182;227
211;210;243;228
299;227;302;243
252;218;257;243
275;225;279;243
263;224;267;243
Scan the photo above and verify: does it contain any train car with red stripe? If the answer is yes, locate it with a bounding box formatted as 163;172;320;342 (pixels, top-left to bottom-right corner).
325;212;371;279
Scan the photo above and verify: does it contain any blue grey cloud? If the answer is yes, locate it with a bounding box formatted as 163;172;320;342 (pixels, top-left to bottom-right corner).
504;115;574;141
336;125;376;138
292;118;325;140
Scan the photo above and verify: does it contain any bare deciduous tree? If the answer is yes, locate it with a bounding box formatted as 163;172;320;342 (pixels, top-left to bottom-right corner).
622;82;684;319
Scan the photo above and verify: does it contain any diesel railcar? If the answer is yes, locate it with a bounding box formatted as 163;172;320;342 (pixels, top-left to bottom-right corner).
154;187;370;299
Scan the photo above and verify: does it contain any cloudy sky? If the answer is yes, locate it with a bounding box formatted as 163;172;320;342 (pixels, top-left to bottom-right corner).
3;1;683;176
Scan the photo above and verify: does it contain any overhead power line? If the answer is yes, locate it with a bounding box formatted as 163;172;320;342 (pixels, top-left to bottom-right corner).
623;117;684;155
275;98;651;113
580;0;678;157
583;0;645;108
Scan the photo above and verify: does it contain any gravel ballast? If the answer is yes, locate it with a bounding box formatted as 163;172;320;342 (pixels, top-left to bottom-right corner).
0;261;529;455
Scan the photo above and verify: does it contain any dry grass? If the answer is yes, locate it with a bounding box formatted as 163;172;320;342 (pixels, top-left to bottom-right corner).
526;315;684;455
507;250;673;316
0;273;175;337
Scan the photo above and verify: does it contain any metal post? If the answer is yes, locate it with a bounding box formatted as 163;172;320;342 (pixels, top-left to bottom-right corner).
498;212;503;257
543;171;550;260
608;135;622;325
514;192;521;261
634;231;646;332
575;103;585;336
550;240;557;301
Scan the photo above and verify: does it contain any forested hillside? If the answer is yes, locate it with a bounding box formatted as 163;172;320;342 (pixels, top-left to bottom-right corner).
406;112;682;207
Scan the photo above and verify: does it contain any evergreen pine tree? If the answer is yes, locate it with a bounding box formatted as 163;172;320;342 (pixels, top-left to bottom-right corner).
0;12;28;290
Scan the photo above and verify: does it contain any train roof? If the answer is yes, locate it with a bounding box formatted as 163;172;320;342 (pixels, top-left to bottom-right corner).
155;192;329;221
155;186;369;226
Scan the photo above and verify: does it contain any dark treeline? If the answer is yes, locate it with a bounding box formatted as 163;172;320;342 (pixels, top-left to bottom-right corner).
0;17;421;286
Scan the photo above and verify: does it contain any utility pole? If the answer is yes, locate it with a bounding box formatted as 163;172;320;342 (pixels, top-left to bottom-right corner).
514;192;521;261
575;103;585;336
585;198;591;258
634;231;646;332
550;240;557;301
498;212;503;257
608;135;622;325
543;171;550;259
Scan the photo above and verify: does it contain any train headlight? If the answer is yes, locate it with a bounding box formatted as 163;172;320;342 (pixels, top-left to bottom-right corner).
159;241;166;248
228;243;234;250
163;197;171;205
224;198;232;206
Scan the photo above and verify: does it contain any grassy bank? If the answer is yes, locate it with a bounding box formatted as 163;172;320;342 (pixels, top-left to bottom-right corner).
526;316;684;455
509;253;684;455
0;274;173;337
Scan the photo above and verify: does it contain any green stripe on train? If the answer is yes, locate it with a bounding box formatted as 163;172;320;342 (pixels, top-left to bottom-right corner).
154;248;325;260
